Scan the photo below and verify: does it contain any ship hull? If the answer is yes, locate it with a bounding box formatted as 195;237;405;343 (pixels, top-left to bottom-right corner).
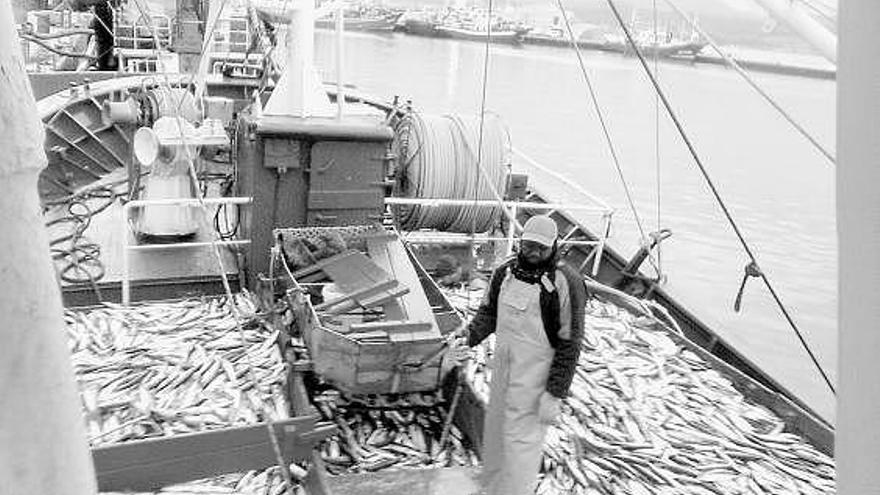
435;26;526;44
314;16;399;32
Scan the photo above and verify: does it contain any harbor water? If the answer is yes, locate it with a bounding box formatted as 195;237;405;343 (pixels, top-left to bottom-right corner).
313;30;837;422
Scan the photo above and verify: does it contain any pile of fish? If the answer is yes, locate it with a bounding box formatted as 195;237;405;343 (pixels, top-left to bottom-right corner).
66;293;302;495
446;287;836;495
312;389;479;474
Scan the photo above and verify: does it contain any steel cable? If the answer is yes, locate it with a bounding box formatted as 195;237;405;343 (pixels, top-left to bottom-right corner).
662;0;837;166
556;0;662;279
604;0;836;396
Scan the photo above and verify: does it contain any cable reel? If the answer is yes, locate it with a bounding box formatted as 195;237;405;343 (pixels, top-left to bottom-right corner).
390;111;511;233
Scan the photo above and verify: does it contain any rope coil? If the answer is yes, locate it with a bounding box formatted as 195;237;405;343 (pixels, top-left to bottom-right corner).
392;112;510;233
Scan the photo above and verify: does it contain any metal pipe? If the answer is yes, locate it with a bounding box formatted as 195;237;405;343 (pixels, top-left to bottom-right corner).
335;3;345;119
401;236;600;246
750;0;836;64
591;213;611;276
126;240;251;251
125;197;253;208
384;196;609;212
506;203;517;255
296;0;315;117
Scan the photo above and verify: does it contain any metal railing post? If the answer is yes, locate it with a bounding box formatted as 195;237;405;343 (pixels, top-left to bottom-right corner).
506;202;518;256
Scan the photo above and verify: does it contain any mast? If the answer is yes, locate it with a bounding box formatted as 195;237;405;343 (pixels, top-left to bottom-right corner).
750;0;836;64
264;0;334;117
0;0;97;492
837;3;880;494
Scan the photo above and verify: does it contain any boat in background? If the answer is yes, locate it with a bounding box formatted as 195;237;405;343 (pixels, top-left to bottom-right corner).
313;5;402;32
602;8;705;58
400;7;530;44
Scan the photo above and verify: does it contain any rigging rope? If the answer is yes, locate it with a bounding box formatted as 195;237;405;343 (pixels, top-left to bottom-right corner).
556;0;661;280
604;0;836;396
796;0;838;25
661;0;837;166
393;112;509;233
652;0;662;276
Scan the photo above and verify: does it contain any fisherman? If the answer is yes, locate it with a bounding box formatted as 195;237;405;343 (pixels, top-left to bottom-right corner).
70;0;118;71
456;215;586;495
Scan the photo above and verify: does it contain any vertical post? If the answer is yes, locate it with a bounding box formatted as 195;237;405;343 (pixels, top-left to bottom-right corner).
837;3;880;494
592;213;610;276
122;203;132;305
335;3;345;119
506;203;517;256
264;0;333;117
0;0;97;492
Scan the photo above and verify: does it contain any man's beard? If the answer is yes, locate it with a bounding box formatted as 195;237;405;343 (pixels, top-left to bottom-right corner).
513;248;556;282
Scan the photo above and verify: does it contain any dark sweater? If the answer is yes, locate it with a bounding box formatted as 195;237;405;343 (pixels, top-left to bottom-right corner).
467;259;587;399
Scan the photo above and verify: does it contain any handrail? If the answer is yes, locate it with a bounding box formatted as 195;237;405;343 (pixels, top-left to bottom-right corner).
120;196;252;305
386;196;614;276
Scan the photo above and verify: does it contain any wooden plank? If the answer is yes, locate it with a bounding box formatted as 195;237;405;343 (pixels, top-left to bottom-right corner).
363;235;409;321
315;279;398;311
346;330;390;341
291;250;359;280
321;250;391;292
348;320;433;335
366;235;440;341
323;284;409;316
93;416;323;492
356;284;409;309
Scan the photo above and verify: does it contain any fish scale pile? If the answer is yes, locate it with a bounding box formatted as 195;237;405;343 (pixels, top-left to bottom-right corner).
445;288;836;495
66;293;302;495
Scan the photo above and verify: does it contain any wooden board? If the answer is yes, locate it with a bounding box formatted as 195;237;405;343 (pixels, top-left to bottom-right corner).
348;320;433;340
366;235;440;341
321;250;391;293
315;279;398;312
299;249;410;312
92;416;332;492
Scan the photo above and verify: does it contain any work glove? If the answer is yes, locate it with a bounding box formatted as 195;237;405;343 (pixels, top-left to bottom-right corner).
440;337;471;377
538;391;562;425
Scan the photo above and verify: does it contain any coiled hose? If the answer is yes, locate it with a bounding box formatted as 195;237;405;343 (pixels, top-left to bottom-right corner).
44;185;123;298
393;112;510;233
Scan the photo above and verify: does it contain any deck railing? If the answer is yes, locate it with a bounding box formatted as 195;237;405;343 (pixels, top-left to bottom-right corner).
120;196;253;305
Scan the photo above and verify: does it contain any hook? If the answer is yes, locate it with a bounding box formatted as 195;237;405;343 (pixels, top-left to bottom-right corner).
734;261;763;312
